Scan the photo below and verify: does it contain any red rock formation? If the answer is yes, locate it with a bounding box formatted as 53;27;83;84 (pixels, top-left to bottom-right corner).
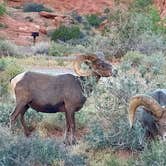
7;0;113;15
0;14;46;45
154;0;166;17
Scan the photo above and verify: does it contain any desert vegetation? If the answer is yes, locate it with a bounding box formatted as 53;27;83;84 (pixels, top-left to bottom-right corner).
0;0;166;165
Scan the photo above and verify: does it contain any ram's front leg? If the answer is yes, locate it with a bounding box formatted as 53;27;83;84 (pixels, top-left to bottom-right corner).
69;112;77;145
64;112;70;145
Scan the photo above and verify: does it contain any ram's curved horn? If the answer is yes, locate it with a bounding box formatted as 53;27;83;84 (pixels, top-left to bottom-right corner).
128;94;164;128
73;54;98;76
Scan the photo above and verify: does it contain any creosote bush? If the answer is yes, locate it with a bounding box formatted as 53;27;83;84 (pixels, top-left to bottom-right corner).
85;53;166;151
49;42;72;56
31;41;50;55
129;141;166;166
0;40;19;57
23;3;52;12
0;58;23;97
86;14;103;27
51;26;84;42
107;2;166;58
0;3;6;16
0;127;87;166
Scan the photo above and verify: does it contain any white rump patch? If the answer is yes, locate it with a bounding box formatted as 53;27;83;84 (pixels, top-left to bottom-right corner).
10;72;26;100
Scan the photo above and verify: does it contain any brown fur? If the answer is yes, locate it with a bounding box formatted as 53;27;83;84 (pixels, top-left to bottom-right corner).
10;55;115;145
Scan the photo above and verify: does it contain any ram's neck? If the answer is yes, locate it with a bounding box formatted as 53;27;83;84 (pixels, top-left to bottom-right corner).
79;75;100;97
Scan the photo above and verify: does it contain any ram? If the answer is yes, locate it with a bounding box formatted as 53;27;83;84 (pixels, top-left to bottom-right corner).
129;89;166;139
10;54;117;145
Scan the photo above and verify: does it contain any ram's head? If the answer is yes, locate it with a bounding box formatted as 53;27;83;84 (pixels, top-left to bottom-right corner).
74;54;117;77
129;94;166;139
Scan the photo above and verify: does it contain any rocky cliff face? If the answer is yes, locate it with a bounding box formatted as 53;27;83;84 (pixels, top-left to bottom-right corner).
154;0;166;17
1;0;166;46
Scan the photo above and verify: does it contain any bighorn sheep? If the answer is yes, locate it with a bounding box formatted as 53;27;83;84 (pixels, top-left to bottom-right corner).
10;54;116;145
129;89;166;140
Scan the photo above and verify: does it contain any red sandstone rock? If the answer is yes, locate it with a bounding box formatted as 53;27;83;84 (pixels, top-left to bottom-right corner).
39;11;58;19
154;0;166;17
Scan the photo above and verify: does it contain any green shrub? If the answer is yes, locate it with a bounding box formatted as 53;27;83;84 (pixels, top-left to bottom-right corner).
123;51;145;66
86;14;102;27
132;0;153;9
0;127;87;166
85;80;147;151
51;26;84;42
23;3;52;12
108;4;166;57
31;41;50;55
0;40;19;57
134;33;166;55
0;58;23;97
0;58;7;71
5;62;23;79
129;141;166;166
49;42;73;56
0;103;13;126
104;156;122;166
0;3;6;16
122;52;166;77
0;135;62;166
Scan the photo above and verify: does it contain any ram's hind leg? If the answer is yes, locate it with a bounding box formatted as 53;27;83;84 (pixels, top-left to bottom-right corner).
20;105;30;136
10;102;28;132
65;105;78;145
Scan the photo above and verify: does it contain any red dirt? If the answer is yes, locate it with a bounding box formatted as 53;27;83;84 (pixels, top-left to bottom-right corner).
45;127;89;140
115;149;138;160
8;0;113;15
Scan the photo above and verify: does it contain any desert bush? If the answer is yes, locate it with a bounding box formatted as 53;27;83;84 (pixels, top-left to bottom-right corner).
0;126;87;166
0;58;7;71
51;26;84;42
101;156;122;166
131;0;152;10
0;103;13;126
85;78;147;151
0;134;62;166
4;60;24;79
0;58;23;97
122;51;145;67
86;14;103;27
31;41;50;55
85;50;166;151
0;3;6;16
133;33;166;55
23;3;52;12
122;51;166;80
107;3;166;58
129;141;166;166
74;35;115;58
49;42;73;56
0;40;19;57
